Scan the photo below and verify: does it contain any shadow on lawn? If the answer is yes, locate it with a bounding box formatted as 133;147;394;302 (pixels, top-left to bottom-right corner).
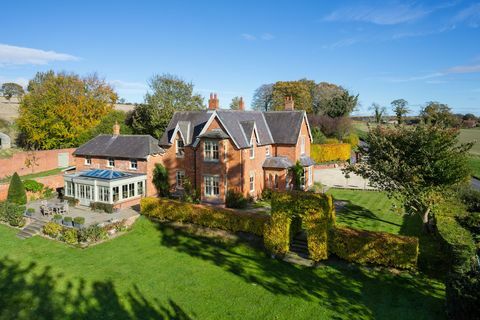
0;257;193;320
337;202;402;229
155;222;445;320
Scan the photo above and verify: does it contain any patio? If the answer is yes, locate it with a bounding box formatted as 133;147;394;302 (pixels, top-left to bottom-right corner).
27;198;139;227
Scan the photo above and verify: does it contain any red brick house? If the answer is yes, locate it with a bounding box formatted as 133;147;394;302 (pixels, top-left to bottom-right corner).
159;94;315;204
63;123;164;209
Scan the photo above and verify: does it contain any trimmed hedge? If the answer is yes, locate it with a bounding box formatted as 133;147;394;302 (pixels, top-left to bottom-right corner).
90;202;114;213
141;197;269;236
329;226;419;270
7;172;27;205
311;143;351;163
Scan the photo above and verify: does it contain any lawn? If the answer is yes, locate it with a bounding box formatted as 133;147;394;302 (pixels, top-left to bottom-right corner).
469;156;480;178
0;168;64;183
0;215;445;319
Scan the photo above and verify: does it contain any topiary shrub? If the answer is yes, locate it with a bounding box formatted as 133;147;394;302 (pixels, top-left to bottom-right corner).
328;226;419;270
23;179;44;193
61;228;78;245
141;197;269;236
7;172;27;205
226;190;248;209
152;163;169;197
43;222;63;238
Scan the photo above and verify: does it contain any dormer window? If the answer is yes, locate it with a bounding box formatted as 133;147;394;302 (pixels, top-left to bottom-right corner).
204;140;219;161
176;138;185;158
130;159;138;170
85;156;92;165
107;158;115;167
249;138;255;159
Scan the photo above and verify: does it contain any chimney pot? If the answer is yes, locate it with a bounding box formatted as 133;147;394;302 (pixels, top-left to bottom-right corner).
209;92;219;110
284;96;294;111
113;120;120;136
239;97;245;111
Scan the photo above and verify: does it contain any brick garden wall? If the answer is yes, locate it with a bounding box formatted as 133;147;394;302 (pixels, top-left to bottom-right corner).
0;173;65;201
0;148;75;179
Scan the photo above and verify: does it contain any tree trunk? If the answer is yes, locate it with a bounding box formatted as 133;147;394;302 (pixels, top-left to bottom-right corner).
421;207;431;233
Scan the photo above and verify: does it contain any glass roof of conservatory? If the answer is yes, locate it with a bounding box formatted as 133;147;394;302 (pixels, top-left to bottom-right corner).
79;169;130;180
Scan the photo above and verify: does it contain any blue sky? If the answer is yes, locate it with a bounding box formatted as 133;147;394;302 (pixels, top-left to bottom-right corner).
0;0;479;115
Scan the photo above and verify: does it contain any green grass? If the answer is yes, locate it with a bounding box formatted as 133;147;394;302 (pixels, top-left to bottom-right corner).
0;216;445;319
469;156;480;178
459;127;480;155
0;168;64;183
328;189;450;279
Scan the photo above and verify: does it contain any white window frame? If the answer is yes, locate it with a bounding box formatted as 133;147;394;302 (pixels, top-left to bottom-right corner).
176;138;185;158
204;140;219;162
300;168;306;189
85;156;92;165
300;135;306;155
176;170;185;189
137;181;144;196
98;186;110;203
249;138;255;159
204;175;220;197
308;166;313;187
249;171;255;192
265;145;270;158
107;158;115;168
130;159;138;170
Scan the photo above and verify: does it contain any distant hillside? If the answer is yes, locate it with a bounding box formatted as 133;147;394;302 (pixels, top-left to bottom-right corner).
0;96;135;123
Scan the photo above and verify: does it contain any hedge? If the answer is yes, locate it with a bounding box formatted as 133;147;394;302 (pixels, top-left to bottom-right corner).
140;197;269;236
328;226;419;270
7;172;27;205
265;191;336;262
311;143;351;163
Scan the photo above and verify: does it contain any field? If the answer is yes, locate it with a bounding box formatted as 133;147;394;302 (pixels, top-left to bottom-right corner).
0;194;445;319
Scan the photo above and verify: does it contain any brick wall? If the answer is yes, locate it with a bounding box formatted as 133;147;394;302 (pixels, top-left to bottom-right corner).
0;173;65;201
0;148;75;179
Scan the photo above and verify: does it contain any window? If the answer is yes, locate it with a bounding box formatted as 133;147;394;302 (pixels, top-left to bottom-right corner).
274;174;279;189
137;181;144;196
130;159;138;170
112;186;119;202
249;138;255;159
300;136;306;155
122;185;128;199
107;158;115;167
204;175;219;197
176;138;185;157
300;168;306;189
176;170;185;188
85;157;92;165
98;186;110;202
265;146;270;158
308;167;313;187
249;172;255;192
204;140;219;161
65;181;74;196
129;183;135;197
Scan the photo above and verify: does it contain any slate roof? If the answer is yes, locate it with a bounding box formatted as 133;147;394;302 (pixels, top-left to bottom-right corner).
74;135;164;159
198;128;229;139
262;156;294;169
299;156;316;167
159;109;308;149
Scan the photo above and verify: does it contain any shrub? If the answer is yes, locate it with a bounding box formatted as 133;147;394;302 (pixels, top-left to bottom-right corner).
90;202;114;213
324;138;340;144
64;196;79;206
23;179;44;193
264;213;291;256
261;188;273;201
42;187;55;199
141;197;269;236
0;202;26;227
63;216;73;226
342;133;360;148
311;127;327;144
53;214;62;222
226;190;248;209
457;187;480;213
103;219;128;233
61;228;78;245
446;271;480;320
43;222;63;238
7;172;27;205
311;143;351;163
152;163;169;197
73;217;85;226
328;226;419;270
84;224;108;242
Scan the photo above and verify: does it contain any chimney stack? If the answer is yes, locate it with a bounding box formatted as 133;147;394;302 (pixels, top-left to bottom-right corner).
208;93;219;110
239;97;245;111
284;96;294;111
113;120;120;136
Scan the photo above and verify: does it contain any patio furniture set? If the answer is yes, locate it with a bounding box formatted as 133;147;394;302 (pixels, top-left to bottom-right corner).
40;200;69;216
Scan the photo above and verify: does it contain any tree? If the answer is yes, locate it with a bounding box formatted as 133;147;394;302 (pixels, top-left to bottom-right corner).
323;90;358;118
345;125;472;231
7;172;27;205
370;103;386;124
229;96;242;110
1;83;25;100
313;82;358;117
252;84;274;111
130;74;204;138
463;113;477;121
16;71;117;150
420;101;458;127
272;81;313;113
391;99;409;124
152;163;170;197
79;110;133;144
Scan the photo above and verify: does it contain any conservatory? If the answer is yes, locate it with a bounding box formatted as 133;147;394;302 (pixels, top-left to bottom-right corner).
63;169;147;207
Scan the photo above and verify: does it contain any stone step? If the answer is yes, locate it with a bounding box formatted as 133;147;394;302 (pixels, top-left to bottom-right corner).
16;220;47;239
283;252;314;267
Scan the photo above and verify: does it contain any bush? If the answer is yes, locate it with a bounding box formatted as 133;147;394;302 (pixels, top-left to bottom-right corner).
328;226;419;270
226;190;248;209
311;127;327;144
457;187;480;213
152;163;169;197
43;222;63;238
324;138;340;144
23;179;44;193
42;187;55;199
141;197;269;236
264;214;291;256
0;202;26;227
7;172;27;205
64;196;79;206
61;228;78;245
63;216;73;226
261;188;273;201
90;202;114;213
73;217;85;226
84;224;108;242
311;143;351;163
53;214;62;222
446;271;480;320
342;133;360;148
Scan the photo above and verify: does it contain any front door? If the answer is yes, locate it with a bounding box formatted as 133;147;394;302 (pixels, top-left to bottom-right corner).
78;184;93;206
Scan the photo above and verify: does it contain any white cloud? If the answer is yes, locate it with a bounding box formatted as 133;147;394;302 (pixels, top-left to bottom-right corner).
0;44;79;66
446;64;480;74
453;3;480;27
241;33;256;41
0;76;29;87
109;80;147;93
